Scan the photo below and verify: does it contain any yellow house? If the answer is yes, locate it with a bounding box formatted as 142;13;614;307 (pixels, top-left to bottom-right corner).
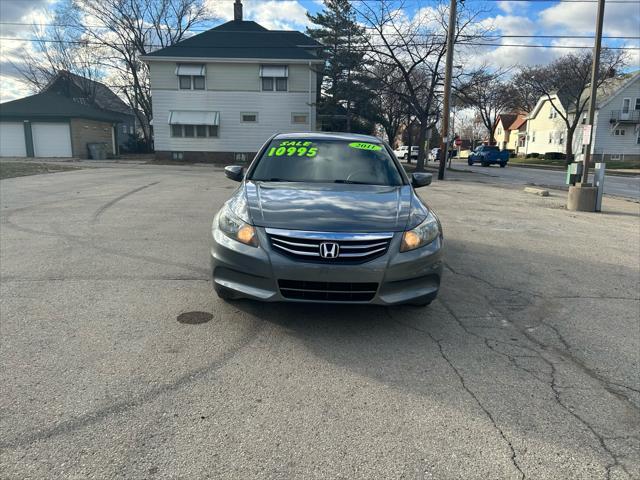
494;113;518;150
524;94;568;156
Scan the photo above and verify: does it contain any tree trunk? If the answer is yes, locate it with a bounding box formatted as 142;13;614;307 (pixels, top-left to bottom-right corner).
415;123;427;172
565;127;574;165
407;123;413;164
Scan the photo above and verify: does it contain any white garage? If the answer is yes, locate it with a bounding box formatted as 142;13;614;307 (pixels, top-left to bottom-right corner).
32;122;72;158
0;122;27;157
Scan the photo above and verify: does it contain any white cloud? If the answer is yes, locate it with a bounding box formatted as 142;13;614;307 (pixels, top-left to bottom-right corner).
207;0;310;30
539;0;640;37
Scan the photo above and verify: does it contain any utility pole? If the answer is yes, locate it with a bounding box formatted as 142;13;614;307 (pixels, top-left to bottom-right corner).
438;0;457;180
567;0;604;212
581;0;605;184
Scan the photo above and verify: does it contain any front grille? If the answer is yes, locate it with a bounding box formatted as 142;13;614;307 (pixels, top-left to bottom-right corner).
266;228;393;264
278;279;378;302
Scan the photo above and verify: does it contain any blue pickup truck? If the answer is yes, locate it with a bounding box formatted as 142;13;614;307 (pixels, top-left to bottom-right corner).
467;145;510;167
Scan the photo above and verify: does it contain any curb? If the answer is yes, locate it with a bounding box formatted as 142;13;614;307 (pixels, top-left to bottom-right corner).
507;162;640;177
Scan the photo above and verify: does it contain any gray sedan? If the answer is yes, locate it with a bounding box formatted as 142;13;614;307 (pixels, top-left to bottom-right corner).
210;132;443;306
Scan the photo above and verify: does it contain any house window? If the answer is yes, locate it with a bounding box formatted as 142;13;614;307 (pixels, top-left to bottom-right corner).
548;132;553;144
611;153;621;161
637;130;640;144
121;124;127;134
241;112;258;123
129;125;134;134
179;75;205;90
531;131;536;143
276;77;288;91
171;124;219;138
559;132;564;145
581;115;587;124
635;98;640;110
291;113;308;124
614;129;626;136
622;98;630;114
260;65;288;92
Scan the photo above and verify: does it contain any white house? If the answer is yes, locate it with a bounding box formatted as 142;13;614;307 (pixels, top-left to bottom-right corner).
142;0;323;163
523;94;568;157
571;71;640;163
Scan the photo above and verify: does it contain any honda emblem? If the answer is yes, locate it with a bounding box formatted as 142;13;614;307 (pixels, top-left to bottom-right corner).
319;242;340;259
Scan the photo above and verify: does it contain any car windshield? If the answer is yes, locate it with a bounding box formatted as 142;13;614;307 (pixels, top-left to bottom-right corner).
249;138;404;186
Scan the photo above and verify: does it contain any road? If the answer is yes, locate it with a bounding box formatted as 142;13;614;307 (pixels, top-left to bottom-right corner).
1;164;639;479
444;159;640;199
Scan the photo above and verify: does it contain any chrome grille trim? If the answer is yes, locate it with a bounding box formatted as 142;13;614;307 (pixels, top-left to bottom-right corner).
265;228;394;263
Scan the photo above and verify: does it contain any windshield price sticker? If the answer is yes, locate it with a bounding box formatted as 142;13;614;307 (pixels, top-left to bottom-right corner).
267;140;317;157
348;142;382;151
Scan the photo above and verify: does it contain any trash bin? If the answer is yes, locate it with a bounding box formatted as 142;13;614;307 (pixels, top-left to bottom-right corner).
87;142;108;160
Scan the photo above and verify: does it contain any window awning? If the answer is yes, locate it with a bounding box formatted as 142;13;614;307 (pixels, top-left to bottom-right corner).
259;65;288;77
168;111;219;125
175;64;206;76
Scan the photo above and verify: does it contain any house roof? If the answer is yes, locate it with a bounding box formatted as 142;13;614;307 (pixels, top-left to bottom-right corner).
44;71;134;117
528;93;566;120
144;20;322;60
569;70;640;113
508;115;527;130
0;92;123;122
496;113;518;130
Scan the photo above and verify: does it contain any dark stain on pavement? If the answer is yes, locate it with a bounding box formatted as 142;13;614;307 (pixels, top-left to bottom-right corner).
177;311;213;324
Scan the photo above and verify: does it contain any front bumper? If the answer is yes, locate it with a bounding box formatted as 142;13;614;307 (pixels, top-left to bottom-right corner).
210;226;443;305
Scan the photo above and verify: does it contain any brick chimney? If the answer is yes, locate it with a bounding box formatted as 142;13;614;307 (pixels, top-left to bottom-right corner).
234;0;243;21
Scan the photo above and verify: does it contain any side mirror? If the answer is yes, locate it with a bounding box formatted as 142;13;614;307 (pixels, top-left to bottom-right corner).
224;165;244;182
411;172;432;188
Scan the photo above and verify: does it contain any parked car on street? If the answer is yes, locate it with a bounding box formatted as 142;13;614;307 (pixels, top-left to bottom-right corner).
393;145;419;160
211;132;443;306
467;145;510;167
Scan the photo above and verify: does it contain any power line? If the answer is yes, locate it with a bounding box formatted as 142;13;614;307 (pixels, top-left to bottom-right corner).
1;36;638;50
2;21;639;40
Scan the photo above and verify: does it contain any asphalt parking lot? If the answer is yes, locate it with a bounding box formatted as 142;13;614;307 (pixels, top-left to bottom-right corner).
1;164;639;479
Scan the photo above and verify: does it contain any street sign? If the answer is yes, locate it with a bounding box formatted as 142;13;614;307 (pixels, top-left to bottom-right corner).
582;125;592;145
455;138;462;146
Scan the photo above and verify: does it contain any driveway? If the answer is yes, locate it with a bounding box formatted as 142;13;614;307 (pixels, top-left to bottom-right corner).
1;165;638;479
447;159;640;199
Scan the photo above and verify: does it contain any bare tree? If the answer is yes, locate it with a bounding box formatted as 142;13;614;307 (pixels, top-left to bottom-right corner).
456;71;515;144
55;0;214;147
12;24;101;98
353;0;489;171
509;70;541;113
517;50;625;161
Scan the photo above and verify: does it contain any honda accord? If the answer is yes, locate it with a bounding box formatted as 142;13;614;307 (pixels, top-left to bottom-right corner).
210;132;443;306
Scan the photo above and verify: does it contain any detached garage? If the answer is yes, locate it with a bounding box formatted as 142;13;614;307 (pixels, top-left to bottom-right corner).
0;92;121;158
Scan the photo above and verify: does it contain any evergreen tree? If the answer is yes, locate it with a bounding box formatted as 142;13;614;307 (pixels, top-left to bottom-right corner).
307;0;377;133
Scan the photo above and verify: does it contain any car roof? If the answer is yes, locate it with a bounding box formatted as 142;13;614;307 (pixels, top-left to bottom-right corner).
273;132;384;143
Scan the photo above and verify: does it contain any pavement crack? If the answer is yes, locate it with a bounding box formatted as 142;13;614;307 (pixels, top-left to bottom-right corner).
386;308;526;480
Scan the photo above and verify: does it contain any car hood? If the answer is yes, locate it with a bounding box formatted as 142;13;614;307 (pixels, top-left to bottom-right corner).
243;181;413;232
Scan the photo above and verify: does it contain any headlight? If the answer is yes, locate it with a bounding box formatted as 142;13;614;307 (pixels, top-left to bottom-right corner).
218;207;258;247
400;211;440;252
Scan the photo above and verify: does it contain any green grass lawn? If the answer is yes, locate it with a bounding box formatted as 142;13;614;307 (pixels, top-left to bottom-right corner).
509;157;640;170
0;162;81;180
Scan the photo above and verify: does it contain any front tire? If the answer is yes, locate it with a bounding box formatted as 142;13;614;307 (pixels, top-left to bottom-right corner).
499;162;506;168
468;159;473;166
214;284;236;301
481;162;489;167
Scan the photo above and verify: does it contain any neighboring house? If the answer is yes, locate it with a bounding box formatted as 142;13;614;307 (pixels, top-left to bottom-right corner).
43;71;138;152
508;115;528;155
524;94;568;156
0;92;121;158
571;71;640;163
494;113;518;151
142;0;323;163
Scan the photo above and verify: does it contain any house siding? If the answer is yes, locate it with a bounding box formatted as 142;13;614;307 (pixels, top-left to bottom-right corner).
151;90;315;153
148;61;317;94
572;76;640;162
69;118;115;158
525;99;567;155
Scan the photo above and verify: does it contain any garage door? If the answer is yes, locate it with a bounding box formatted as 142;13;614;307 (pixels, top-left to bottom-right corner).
32;122;72;157
0;122;27;157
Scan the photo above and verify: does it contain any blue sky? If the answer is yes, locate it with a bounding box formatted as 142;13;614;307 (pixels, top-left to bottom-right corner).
1;0;639;102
